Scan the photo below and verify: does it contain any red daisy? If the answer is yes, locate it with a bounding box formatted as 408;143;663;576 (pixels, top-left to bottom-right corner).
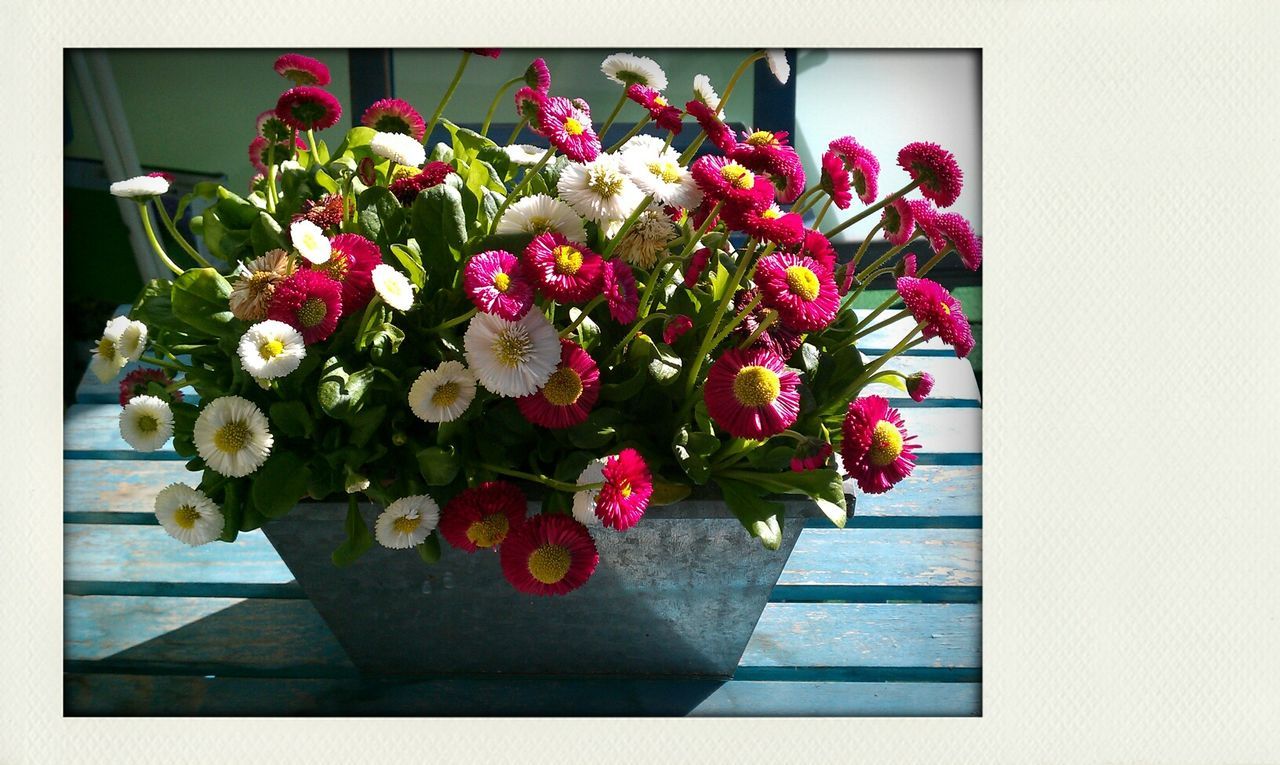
309;233;382;313
524;58;551;92
794;228;838;271
684;100;736;153
683;247;712;284
602;259;639;324
841;395;918;494
464;250;535;321
360;98;427;141
725;202;805;247
389;161;457;206
690;155;774;209
881;198;917;247
895;277;975;358
906;198;946;252
899;253;918;278
462;48;502;58
274;53;330;86
296;193;345;230
731;287;805;360
934;212;983;270
754;251;840;332
897;141;964;208
438;480;527;552
625;84;683;134
906;371;935;402
118;367;181;407
829;136;881;205
516;339;600;429
499;513;599;596
267;269;343;344
594;448;653;530
514;86;548;134
255;109;292;143
248;135;307;175
703;346;801;439
821;150;853;210
523;232;604;303
538;96;600;163
663;314;694;344
276;86;342;132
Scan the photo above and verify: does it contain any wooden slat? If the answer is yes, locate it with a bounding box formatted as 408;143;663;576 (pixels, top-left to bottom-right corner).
64;460;197;519
779;528;981;588
859;354;981;406
64;404;185;460
849;465;980;518
76;359;197;405
63;525;294;586
852;309;956;356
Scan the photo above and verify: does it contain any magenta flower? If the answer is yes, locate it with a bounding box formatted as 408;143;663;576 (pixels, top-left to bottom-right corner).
255;109;291;143
625;84;683;134
794;229;838;271
248;135;307;175
821;150;853;210
934;212;983;270
516;340;600;430
684;99;736;153
514;86;548;134
725;202;806;247
602;259;639;324
842;395;918;494
906;371;935;402
690;155;774;210
899;253;918;278
361;98;427;141
267;269;343;344
790;439;833;472
310;233;383;313
829;136;881;205
525;58;551;92
594;448;654;530
463;250;535;321
388;161;457;206
274;53;330;86
524;232;604;303
276;86;342;132
703;347;801;439
684;247;712;284
898;141;964;208
731;287;804;359
663;315;694;345
907;198;946;252
882;198;917;247
118;367;181;407
754;251;840;332
462;48;502;58
538;96;600;163
896;276;975;358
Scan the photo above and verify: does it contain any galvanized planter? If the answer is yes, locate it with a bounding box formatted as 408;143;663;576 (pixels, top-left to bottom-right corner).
261;492;836;679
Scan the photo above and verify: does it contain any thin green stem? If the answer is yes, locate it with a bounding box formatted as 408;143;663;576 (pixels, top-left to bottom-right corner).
787;186;818;212
851;222;886;272
853;308;911;339
491;147;555;227
505;118;529;146
135;202;183;276
605;308;670;365
597;90;630;136
637;200;724;320
138;355;190;373
602;194;654;258
423;307;477;334
812;197;834;228
152;198;211;268
821;320;927;417
478;463;594;494
604;115;651;154
852;293;900;333
481;76;524;137
682;241;757;400
915;247;952;278
560;295;606;338
306;129;321;167
425;52;471;142
265;141;278;212
680;51;764;163
706;294;761;349
823;180;921;239
739;308;777;349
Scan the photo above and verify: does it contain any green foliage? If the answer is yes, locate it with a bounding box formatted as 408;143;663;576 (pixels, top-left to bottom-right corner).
332;499;374;567
252;451;312;519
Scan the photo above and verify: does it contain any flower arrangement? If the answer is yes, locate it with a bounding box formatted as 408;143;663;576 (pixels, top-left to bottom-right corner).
100;49;979;596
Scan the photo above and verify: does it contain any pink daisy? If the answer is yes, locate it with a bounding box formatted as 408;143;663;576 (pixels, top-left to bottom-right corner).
906;199;946;252
754;251;840;332
500;513;598;596
703;346;801;439
684;100;736;153
906;371;935;402
896;276;975;358
464;250;535;321
360;98;426;141
309;233;382;313
625;84;683;134
663;315;694;344
538;96;600;163
514;86;548;134
389;161;457;206
684;247;712;284
793;229;838;270
267;269;343;344
690;155;774;209
790;439;833;472
934;212;983;270
841;395;918;494
523;232;604;303
118;367;181;407
899;253;918;278
276;86;342;132
255;109;291;143
463;48;502;58
821;150;853;210
897;141;964;208
516;340;600;429
725;202;806;247
594;448;653;530
829;136;881;206
881;198;917;247
731;287;805;360
730;129;802;180
274;53;330;86
248;135;307;175
602;259;639;324
438;480;527;553
524;58;551;92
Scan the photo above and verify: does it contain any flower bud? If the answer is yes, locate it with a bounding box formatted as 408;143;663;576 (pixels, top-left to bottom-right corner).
906;371;935;402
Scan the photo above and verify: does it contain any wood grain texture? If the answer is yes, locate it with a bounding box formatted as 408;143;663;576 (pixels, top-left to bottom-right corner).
851;309;955;356
64;525;294;585
859;353;981;405
779;528;981;588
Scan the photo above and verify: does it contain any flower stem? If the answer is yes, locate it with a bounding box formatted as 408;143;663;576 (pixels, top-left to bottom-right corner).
306;129;321;167
139;355;190;373
481;76;524;137
477;463;589;493
135;202;183;276
739;307;777;349
851;221;886;272
915;247;952;278
706;293;761;348
152;197;212;269
423;307;477;334
682;240;758;401
505;117;529;146
853;308;911;339
265;141;278;212
598;90;630;136
633;200;723;323
491;147;555;228
823;180;920;239
425;52;471;142
812;197;834;228
821;320;927;417
679;51;764;163
560;295;606;338
602;194;654;258
604;115;652;154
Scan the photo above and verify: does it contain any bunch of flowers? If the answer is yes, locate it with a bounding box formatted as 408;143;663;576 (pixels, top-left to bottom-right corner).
104;49;978;596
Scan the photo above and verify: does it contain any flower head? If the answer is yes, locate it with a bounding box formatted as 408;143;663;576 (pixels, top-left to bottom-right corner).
289;219;331;265
154;484;224;547
193;395;274;478
309;233;382;312
513;86;548;133
371;263;415;311
690;155;773;209
934;212;983;270
663;314;694;344
274;53;330;86
267;269;343;344
764;50;791;84
388;161;456;206
821;150;853;210
504;144;548;166
621;150;702;210
684;100;736;153
118;367;181;407
248;135;306;175
754;251;840;332
898;253;918;278
692;73;721;111
464;310;561;397
704;347;801;439
731;287;805;359
684;247;712;284
109;174;169;199
275;86;342;131
601;52;668;91
496;193;586;243
841;395;918;494
464;250;535;321
500;513;599;596
114;319;148;363
897;141;964;208
237;320;306;380
791;438;834;472
516;339;601;429
539;96;600;163
360;98;426;141
256;109;292;142
370;130;426;168
906;371;935;402
557;155;645;225
907;198;946;252
610;204;678;269
374;495;440;549
298;193;345;230
625;84;683;134
408;361;478;423
525;57;551;91
725;202;805;247
231;249;294;322
794;228;838;270
439;481;527;552
119;395;174;452
89;316;130;383
602;259;640;324
593;448;653;530
896;276;975;358
523;232;604;303
881;198;916;247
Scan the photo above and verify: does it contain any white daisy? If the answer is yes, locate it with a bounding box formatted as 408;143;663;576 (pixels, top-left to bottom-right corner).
504;144;548;166
764;49;791;85
119;395;174;452
571;459;607;528
370;131;426;168
89;316;131;383
154;483;224;547
617;134;671;161
557;155;645;225
463;310;560;398
290;219;331;265
371;263;415;311
115;320;149;362
600;52;668;91
237;320;306;380
408;361;477;423
495;193;587;243
280;159;304;173
622;152;703;210
109;174;169;198
193;395;274;478
374;495;441;549
612;204;679;270
692;73;721;111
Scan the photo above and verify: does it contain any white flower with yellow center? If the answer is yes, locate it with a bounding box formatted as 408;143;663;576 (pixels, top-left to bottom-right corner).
290;219;331;265
89;316;131;383
374;495;441;549
622;152;703;210
495;193;587;243
370;130;426;168
571;459;607;528
504;144;547;166
617;134;670;161
193;395;274;478
154;483;224;547
611;204;679;270
764;50;790;85
463;310;560;397
119;395;174;452
372;263;415;311
692;74;721;111
110;174;169;199
600;52;668;91
115;320;149;362
237;320;306;380
557;155;645;225
408;361;477;423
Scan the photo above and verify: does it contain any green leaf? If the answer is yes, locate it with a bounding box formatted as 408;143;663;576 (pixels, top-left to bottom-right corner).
251;451;311;519
389;243;426;289
650;479;692;506
708;259;732;302
410;184;467;287
219;481;243;543
357;186;406;249
346;404;387;448
477;145;511;181
416;531;442;564
314;168;339;195
269;400;314;439
720;468;848;529
170;268;237;338
332;499;374;567
333;126;376;157
417;446;461;486
442;119;497;165
317;357;376;419
215;187;261;228
811;343;865;405
249;211;286;256
716;477;784;550
567;408;621;450
867;371;908;392
196;205;249;262
129;278;189;335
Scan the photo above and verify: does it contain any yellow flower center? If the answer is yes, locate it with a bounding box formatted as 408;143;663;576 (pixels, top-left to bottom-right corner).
493;271;512;293
564;117;585;136
297;297;328;328
654;95;669;107
541;367;584;406
258;339;285;360
528;215;553;234
431;381;460;407
392;513;422;535
940;302;951;316
213;420;251;454
618;480;633;499
528;543;572;584
390;164;420;182
248;270;277;294
465;513;510;548
315;255;349;282
732;365;782;408
588;168;625;197
868;420;904;466
785;265;821;302
720;163;754;189
493;329;532;368
553;245;584;275
97;337;116;360
136;414;159;434
747;130;775;146
174;505;201;530
761;207;781;220
647;161;681;184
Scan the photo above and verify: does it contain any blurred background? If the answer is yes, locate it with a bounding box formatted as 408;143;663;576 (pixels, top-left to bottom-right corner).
63;48;981;404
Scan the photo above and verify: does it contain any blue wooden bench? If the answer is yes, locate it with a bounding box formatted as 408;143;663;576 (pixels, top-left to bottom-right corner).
63;308;981;716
